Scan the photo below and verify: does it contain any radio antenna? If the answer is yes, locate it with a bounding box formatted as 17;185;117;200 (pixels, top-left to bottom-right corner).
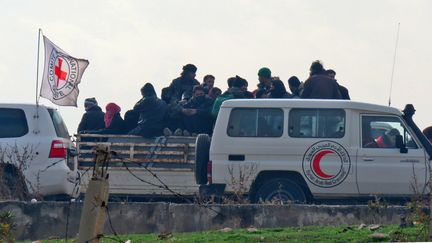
388;23;400;107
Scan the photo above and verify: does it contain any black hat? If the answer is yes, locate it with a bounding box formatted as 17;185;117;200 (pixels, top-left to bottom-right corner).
182;64;197;73
232;76;247;88
84;97;97;107
141;83;156;97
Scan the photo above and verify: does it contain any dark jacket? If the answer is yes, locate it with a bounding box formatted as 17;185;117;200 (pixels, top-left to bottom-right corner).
183;96;215;134
202;84;211;94
183;96;214;116
130;95;168;137
77;106;105;133
253;83;271;98
98;113;127;135
168;77;200;104
124;109;139;133
244;91;255;98
134;95;168;126
339;85;351;100
301;75;342;99
268;92;293;99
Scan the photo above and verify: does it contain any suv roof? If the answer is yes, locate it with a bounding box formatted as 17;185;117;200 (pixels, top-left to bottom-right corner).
221;99;402;115
0;103;53;109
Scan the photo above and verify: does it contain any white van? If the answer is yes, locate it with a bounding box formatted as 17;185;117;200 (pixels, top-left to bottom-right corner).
0;103;80;199
195;99;432;202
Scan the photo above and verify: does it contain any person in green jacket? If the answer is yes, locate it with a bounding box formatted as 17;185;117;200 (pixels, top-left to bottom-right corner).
211;76;247;118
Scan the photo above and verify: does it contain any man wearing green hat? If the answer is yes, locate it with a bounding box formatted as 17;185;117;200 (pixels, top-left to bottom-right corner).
253;67;273;98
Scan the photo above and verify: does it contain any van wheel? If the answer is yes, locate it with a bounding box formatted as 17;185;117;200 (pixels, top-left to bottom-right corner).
195;134;210;184
254;178;306;203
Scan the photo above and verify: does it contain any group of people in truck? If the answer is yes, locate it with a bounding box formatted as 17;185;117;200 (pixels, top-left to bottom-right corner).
76;60;432;144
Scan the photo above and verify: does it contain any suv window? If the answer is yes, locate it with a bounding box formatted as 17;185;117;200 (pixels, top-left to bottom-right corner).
361;115;418;149
0;108;29;138
48;109;70;139
227;108;283;137
289;109;345;138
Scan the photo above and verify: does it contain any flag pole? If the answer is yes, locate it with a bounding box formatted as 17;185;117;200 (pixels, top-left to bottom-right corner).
35;28;42;107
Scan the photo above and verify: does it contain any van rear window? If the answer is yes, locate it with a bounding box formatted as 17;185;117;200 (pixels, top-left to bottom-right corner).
289;109;345;138
0;108;28;138
227;108;283;137
48;109;70;139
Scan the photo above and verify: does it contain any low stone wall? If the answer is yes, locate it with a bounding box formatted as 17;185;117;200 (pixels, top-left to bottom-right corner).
0;201;409;241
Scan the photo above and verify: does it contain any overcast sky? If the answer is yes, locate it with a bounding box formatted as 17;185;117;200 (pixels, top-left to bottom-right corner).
1;0;431;133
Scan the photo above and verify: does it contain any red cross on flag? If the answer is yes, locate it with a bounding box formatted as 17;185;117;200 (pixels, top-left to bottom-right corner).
40;35;89;106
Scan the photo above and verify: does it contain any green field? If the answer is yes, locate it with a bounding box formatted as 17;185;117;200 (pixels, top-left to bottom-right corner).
32;224;426;243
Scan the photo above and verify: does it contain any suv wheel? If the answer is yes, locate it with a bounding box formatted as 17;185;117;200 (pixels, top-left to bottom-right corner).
254;178;306;203
195;134;211;184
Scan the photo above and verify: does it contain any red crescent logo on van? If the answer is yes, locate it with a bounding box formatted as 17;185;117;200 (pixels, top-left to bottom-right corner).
302;141;351;188
312;150;335;179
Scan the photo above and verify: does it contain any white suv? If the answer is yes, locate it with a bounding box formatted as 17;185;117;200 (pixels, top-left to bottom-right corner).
0;103;80;199
195;99;432;202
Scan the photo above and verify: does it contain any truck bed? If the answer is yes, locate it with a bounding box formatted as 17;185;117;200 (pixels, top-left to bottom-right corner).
76;134;199;197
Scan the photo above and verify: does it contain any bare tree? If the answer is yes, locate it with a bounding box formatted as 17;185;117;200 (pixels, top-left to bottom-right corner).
226;163;257;203
0;143;37;200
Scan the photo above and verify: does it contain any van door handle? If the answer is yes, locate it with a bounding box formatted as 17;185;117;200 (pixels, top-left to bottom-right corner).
229;154;245;161
363;158;375;162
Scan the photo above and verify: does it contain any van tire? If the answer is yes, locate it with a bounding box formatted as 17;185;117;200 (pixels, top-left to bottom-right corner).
254;178;306;203
195;134;211;184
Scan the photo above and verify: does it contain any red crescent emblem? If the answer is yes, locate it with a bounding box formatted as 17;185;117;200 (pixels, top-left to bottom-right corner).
312;150;335;179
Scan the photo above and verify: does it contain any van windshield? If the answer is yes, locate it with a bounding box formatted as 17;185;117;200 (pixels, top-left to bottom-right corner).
48;109;70;139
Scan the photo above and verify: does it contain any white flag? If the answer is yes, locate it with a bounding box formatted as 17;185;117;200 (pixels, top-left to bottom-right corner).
40;36;89;106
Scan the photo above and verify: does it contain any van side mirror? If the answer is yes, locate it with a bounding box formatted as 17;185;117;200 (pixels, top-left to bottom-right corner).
395;135;408;153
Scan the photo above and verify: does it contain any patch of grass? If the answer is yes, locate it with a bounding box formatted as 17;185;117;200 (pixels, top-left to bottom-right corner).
30;224;424;243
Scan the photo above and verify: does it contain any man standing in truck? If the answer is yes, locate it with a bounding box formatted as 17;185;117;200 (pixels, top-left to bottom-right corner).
168;64;200;104
301;61;342;99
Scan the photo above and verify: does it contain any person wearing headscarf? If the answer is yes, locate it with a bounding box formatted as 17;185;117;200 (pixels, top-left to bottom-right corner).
98;102;126;134
77;97;105;133
129;83;169;137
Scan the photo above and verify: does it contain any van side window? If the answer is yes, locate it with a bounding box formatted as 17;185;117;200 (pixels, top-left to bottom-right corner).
289;109;345;138
227;108;283;137
0;108;29;138
361;116;418;149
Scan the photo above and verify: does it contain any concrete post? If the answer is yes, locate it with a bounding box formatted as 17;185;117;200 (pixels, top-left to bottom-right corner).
78;145;111;243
